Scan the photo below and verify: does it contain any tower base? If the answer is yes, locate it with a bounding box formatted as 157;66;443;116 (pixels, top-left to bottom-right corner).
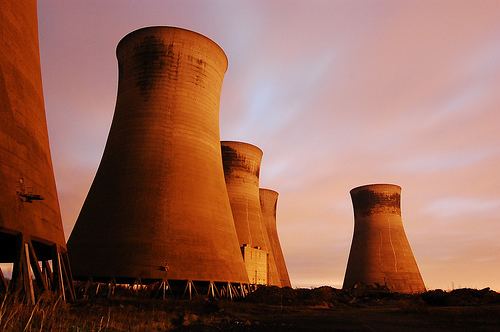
0;230;75;303
73;278;250;301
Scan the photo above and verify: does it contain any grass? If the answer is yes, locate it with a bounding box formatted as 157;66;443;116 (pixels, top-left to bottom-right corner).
0;294;179;331
0;286;499;331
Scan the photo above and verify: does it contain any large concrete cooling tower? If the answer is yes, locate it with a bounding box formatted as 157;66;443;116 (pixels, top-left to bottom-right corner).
0;0;74;303
221;142;281;286
68;27;248;288
259;189;291;287
343;184;425;293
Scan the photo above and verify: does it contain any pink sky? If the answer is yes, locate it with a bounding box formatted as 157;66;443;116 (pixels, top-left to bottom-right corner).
35;0;500;290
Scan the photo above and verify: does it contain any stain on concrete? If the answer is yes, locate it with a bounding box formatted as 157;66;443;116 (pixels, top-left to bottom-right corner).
352;190;401;217
132;36;175;97
221;144;260;178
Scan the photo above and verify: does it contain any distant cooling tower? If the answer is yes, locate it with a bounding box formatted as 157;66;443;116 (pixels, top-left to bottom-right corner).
221;142;281;286
343;184;425;293
259;189;291;287
0;0;74;302
68;27;249;290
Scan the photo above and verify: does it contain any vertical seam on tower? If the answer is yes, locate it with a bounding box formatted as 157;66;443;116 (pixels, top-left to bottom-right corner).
246;200;252;246
378;231;382;268
388;218;398;272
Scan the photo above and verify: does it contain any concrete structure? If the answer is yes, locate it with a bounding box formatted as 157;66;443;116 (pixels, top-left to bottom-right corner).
221;141;281;286
0;0;74;302
259;189;291;287
343;184;426;293
241;245;268;285
68;27;249;290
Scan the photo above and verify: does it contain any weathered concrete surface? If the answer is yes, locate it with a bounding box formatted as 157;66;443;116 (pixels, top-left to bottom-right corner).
68;27;248;283
0;0;66;259
221;142;281;286
343;184;426;293
259;188;292;287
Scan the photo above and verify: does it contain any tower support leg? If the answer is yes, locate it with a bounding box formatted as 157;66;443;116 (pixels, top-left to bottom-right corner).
50;246;75;302
23;243;35;304
60;251;75;301
183;280;198;300
0;267;7;294
239;283;249;297
42;260;53;290
52;246;66;302
83;278;93;298
207;281;219;299
130;278;141;293
227;282;233;300
107;278;116;298
95;282;101;296
159;279;171;299
8;235;24;297
27;242;48;293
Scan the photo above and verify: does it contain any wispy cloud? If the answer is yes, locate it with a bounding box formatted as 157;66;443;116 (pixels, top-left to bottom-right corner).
391;148;498;173
38;0;500;290
423;197;500;218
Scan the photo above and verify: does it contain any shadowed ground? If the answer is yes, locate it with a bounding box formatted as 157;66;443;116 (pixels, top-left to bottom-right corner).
1;286;499;331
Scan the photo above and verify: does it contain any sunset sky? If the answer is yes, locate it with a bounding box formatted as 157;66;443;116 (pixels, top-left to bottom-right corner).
36;0;500;290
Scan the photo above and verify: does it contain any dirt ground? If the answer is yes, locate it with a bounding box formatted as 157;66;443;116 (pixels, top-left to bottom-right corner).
1;286;499;331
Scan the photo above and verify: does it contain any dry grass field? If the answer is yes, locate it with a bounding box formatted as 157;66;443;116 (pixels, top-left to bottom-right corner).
1;286;499;331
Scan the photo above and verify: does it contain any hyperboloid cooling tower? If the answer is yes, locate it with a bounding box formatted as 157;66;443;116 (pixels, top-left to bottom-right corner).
343;184;425;293
68;27;249;288
0;0;74;302
221;142;281;286
259;189;292;287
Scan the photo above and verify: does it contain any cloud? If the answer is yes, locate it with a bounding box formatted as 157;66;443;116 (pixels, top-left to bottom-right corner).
37;0;500;290
423;197;500;218
391;148;499;173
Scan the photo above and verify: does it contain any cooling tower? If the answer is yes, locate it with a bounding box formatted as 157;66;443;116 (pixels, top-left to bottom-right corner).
68;27;248;287
0;0;74;302
259;189;292;287
221;141;281;286
343;184;425;293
